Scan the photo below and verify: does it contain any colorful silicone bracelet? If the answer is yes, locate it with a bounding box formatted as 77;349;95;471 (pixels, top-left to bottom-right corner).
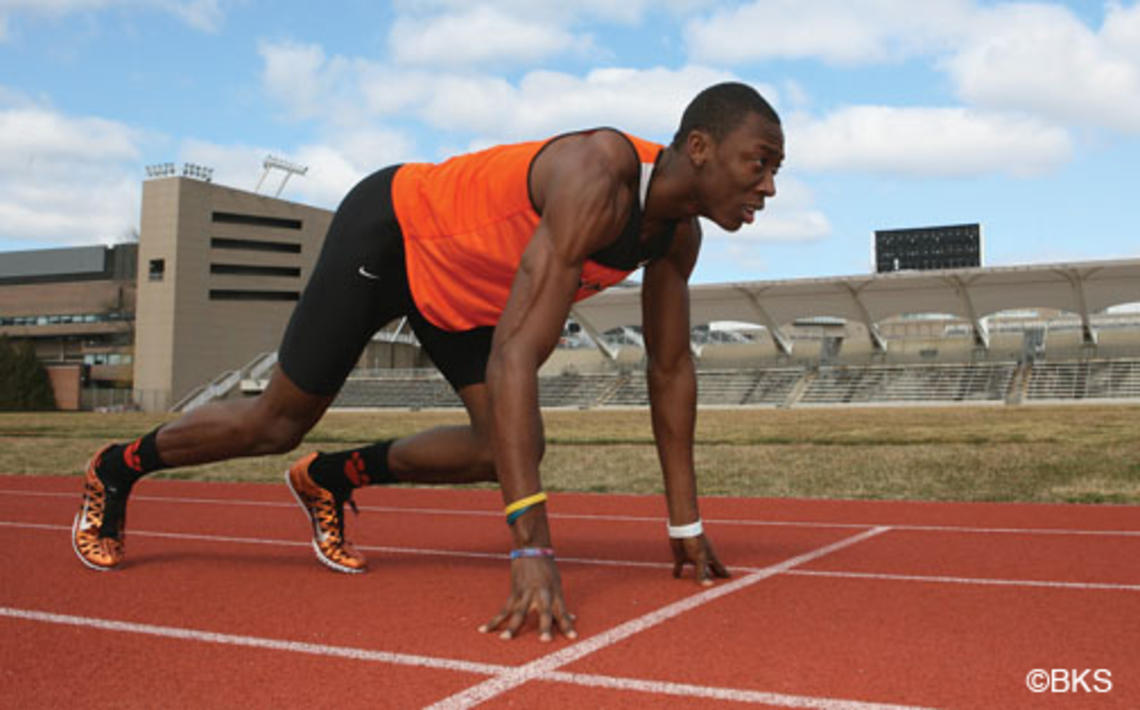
509;547;555;560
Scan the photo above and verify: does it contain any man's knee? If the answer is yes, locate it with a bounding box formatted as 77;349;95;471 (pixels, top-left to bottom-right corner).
243;371;327;455
243;398;317;455
243;415;307;455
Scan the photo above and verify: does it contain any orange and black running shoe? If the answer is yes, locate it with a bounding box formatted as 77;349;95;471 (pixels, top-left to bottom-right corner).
72;445;130;571
285;452;367;574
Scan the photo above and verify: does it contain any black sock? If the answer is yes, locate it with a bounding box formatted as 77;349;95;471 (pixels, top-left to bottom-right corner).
97;427;168;489
309;440;398;500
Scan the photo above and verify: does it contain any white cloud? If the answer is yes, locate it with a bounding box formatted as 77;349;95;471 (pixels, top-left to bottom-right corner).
390;0;713;27
0;107;140;162
0;0;112;13
258;40;747;144
389;6;587;67
1105;1;1140;63
180;128;417;209
945;2;1140;134
684;1;1140;135
0;0;229;38
686;0;972;66
159;0;225;33
258;41;334;120
0;99;144;244
787;105;1072;177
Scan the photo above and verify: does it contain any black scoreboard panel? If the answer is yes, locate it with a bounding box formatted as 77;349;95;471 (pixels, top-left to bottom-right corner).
875;223;982;273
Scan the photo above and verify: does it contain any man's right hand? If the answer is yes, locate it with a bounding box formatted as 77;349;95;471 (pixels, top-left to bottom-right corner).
478;556;578;642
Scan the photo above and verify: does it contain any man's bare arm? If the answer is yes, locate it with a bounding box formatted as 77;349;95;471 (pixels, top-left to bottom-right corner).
641;217;730;585
480;134;636;640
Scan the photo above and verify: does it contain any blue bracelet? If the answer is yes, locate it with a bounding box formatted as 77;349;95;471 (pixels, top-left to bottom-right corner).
506;503;541;525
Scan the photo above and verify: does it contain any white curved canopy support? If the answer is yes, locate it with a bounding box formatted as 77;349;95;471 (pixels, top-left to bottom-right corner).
735;286;794;356
840;281;887;352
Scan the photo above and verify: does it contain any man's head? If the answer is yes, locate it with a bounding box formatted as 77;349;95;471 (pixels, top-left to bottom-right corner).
673;82;784;231
671;82;780;150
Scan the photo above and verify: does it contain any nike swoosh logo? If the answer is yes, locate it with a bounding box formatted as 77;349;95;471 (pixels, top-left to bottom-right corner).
358;266;382;280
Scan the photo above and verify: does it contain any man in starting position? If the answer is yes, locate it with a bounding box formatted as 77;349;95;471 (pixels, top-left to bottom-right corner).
73;81;784;642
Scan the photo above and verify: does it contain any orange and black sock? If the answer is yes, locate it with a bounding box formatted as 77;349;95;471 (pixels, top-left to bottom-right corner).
309;440;398;500
98;427;168;489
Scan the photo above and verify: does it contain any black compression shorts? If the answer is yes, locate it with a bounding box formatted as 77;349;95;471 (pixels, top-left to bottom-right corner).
278;165;494;397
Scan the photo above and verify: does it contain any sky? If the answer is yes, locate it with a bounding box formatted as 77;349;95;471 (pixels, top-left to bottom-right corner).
1;0;1139;285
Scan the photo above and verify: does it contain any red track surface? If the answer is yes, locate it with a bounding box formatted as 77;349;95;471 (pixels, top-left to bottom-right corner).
1;473;1137;709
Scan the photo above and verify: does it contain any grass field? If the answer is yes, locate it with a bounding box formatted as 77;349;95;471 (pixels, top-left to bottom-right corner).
1;404;1138;504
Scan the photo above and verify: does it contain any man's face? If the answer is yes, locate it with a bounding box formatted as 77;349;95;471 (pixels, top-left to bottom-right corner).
691;112;784;231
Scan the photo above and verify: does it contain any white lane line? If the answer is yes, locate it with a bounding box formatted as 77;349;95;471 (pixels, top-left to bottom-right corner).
787;569;1140;592
0;606;506;676
0;604;930;708
5;487;1139;537
543;671;936;710
423;527;893;710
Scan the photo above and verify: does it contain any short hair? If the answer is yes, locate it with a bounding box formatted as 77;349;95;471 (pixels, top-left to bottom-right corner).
671;82;780;149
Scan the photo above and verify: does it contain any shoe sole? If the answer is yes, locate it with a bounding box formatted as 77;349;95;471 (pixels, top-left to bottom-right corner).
71;445;120;572
283;469;365;575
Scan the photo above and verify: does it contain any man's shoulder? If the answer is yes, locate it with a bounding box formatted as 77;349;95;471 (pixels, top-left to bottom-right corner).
546;130;642;183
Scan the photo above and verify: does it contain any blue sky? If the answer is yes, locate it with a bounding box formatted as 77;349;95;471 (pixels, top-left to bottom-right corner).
1;0;1138;284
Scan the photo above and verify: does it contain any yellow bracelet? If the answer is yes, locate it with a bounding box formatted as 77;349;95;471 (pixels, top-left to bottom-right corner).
504;491;548;516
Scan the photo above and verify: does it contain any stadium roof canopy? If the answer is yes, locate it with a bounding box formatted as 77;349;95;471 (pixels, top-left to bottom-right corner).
571;257;1140;355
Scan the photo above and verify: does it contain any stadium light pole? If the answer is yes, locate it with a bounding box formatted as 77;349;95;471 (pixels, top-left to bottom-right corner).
255;155;309;198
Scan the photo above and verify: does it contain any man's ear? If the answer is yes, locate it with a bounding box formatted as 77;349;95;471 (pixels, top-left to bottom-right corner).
685;129;712;169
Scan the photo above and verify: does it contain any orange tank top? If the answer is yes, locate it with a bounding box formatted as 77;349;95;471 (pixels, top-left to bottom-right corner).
391;130;666;332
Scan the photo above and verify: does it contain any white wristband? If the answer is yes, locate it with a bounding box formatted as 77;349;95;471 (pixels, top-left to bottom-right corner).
667;519;703;539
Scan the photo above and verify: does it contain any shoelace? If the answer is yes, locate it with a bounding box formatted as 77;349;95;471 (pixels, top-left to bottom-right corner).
82;479;105;529
314;493;359;544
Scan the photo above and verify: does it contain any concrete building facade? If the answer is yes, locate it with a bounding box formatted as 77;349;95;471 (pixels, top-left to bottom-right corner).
133;176;334;410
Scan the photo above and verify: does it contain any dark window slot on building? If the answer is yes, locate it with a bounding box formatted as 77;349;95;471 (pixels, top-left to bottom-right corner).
209;289;300;302
210;263;301;277
210;237;301;254
148;258;165;281
212;211;303;230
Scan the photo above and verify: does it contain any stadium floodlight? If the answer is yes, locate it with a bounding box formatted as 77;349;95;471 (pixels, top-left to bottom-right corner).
255;155;309;197
182;163;215;183
145;163;177;179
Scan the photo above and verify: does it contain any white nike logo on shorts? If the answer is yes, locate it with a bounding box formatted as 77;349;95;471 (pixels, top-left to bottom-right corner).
358;266;382;280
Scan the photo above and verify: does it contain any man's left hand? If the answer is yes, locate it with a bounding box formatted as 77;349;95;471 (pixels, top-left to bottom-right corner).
670;535;731;586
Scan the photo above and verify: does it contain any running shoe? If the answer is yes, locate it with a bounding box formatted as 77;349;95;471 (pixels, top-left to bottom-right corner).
72;444;129;571
285;452;367;574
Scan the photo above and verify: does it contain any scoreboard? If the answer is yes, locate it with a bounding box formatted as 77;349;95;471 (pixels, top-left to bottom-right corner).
874;223;982;273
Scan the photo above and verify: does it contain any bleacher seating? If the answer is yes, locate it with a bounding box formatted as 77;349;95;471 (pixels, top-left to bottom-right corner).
591;368;804;407
538;372;621;408
695;370;766;405
603;372;648;406
1026;359;1140;401
743;368;807;405
329;359;1140;409
332;375;461;409
798;363;1017;405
